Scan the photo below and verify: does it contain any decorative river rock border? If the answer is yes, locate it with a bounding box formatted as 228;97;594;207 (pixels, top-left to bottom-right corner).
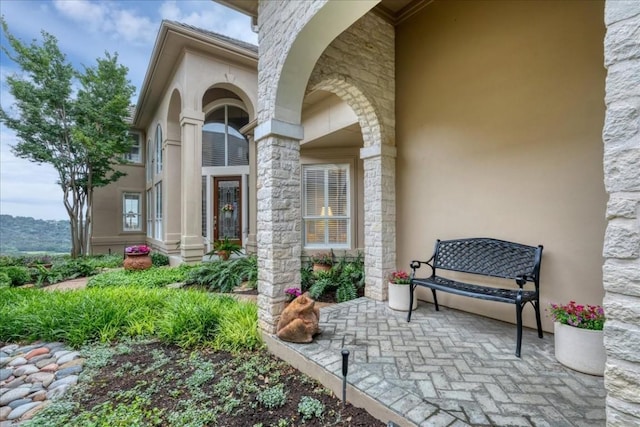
0;342;83;426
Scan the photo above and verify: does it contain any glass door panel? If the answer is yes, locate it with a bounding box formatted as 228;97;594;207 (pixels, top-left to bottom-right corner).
214;176;241;244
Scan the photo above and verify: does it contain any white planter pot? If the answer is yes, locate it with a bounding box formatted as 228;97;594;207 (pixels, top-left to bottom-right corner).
388;282;417;311
554;322;605;376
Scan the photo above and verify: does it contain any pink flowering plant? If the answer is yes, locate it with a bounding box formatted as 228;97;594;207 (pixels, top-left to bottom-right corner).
389;270;411;285
125;244;151;255
549;301;605;331
285;287;302;302
222;203;234;212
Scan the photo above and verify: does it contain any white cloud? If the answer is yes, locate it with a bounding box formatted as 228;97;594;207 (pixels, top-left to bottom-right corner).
52;0;108;30
1;0;256;221
158;1;257;44
0;128;67;220
53;0;158;46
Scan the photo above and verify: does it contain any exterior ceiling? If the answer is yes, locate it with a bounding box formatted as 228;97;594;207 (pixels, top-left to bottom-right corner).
215;0;432;25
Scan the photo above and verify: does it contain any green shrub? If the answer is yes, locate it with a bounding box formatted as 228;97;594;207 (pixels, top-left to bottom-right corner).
86;254;124;269
0;266;31;286
150;252;170;267
185;256;257;292
0;272;11;288
302;252;364;302
87;265;191;288
0;287;261;350
0;255;22;267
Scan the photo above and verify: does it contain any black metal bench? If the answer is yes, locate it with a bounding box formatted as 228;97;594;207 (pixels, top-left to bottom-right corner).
408;237;544;357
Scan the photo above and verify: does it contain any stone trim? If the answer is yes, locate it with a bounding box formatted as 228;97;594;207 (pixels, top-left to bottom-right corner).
254;119;304;142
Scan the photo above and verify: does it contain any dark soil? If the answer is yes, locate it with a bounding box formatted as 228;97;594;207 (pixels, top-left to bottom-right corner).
69;341;385;426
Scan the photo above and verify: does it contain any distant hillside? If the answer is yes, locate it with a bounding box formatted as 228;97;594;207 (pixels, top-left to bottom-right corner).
0;214;71;254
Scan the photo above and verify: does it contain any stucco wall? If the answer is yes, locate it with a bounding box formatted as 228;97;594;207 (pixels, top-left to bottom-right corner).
91;163;146;254
396;0;607;332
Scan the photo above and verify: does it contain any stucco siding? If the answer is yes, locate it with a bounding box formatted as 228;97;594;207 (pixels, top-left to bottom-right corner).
396;0;607;332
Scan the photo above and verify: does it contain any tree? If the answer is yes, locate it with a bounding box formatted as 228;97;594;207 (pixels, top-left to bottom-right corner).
0;18;136;257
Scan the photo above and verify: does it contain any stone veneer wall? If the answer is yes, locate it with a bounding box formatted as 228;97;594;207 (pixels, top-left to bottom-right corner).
256;0;326;332
257;0;327;123
602;1;640;425
308;12;396;301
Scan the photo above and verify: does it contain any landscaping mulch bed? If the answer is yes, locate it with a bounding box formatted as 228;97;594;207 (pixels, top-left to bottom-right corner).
28;341;385;426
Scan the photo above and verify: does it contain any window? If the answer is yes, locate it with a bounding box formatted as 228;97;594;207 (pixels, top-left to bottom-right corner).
155;124;163;174
123;193;142;231
303;164;350;248
202;105;249;167
146;139;152;181
124;132;142;164
154;182;163;240
146;190;153;238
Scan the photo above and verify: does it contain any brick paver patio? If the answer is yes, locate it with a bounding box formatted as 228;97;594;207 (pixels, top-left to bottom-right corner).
268;298;606;426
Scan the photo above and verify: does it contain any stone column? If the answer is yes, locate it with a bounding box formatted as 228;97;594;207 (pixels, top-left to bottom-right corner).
246;133;258;254
602;1;640;425
165;138;181;254
179;110;205;262
360;144;397;301
255;119;303;333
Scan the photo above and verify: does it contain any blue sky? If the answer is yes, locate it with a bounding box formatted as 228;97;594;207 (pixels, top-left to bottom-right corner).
0;0;257;220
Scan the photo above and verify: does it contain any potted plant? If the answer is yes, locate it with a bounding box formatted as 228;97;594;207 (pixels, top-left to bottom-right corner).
388;270;417;311
123;244;152;271
285;287;302;303
549;301;605;376
311;252;333;272
208;237;242;261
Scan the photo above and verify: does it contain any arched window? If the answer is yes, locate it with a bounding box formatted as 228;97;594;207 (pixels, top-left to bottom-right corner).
146;139;152;181
155;124;163;174
202;105;249;167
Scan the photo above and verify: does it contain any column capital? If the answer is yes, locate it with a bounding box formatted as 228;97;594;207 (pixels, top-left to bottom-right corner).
255;119;304;142
180;110;204;126
360;144;397;160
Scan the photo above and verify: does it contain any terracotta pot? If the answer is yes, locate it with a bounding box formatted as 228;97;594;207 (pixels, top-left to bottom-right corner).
388;282;417;311
123;253;152;271
312;263;331;273
554;322;605;376
217;250;230;261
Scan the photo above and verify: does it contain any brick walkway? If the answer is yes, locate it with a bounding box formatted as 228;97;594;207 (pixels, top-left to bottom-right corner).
270;298;606;427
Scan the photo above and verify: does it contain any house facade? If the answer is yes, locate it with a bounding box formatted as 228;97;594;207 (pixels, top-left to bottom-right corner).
91;0;639;423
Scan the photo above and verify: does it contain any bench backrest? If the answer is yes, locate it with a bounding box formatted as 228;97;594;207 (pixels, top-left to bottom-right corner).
433;238;543;285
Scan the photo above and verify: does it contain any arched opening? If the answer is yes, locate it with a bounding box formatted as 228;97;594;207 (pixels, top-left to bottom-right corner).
164;89;182;253
201;87;251;252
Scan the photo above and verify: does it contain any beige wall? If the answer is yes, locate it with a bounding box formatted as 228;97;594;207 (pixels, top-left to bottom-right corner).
396;0;607;332
91;163;146;254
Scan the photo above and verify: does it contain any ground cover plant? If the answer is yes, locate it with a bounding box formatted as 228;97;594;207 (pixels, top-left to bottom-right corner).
13;340;383;427
0;287;259;350
87;264;192;289
0;273;383;426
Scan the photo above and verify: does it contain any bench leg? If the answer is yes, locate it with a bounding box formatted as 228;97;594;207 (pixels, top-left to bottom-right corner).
432;289;439;311
534;301;543;338
515;303;523;358
407;284;416;322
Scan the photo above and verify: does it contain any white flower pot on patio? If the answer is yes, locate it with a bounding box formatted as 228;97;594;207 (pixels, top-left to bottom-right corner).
388;282;417;311
554;322;605;376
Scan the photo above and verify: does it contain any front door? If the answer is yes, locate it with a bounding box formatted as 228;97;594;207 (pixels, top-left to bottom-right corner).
213;176;241;245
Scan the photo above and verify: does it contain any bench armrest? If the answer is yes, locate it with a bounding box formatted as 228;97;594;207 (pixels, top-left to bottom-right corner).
410;256;435;278
515;274;530;287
